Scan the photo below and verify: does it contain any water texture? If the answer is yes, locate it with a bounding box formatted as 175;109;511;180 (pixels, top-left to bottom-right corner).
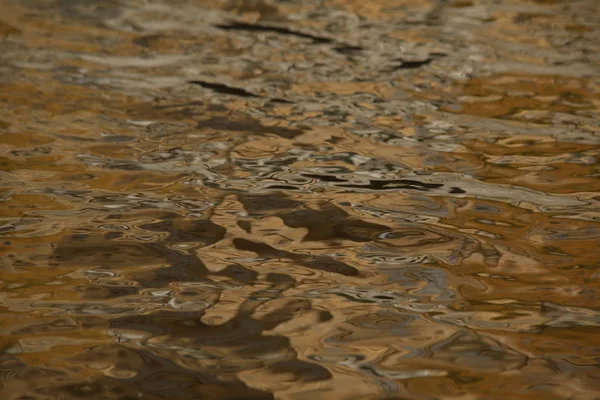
1;0;599;399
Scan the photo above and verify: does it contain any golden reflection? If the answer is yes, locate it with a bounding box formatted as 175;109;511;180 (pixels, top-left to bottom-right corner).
1;0;599;399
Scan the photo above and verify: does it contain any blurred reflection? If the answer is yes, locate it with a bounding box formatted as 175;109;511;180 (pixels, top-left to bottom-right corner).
1;0;599;398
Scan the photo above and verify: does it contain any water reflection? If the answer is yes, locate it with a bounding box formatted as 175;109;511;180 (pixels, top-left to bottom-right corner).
1;0;600;398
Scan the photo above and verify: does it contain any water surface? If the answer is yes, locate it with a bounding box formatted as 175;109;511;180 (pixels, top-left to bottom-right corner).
1;0;600;399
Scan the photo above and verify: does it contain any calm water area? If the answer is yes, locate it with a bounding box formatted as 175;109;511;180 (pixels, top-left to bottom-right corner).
1;0;600;399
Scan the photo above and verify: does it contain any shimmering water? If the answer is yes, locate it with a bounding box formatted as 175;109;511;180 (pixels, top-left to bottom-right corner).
1;0;600;399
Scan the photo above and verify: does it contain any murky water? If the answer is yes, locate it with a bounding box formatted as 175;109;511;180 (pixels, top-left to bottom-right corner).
1;0;600;398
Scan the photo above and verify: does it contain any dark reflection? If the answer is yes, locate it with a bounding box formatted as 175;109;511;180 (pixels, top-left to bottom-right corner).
279;204;390;242
215;22;334;44
197;116;304;139
386;58;434;70
337;179;444;191
139;215;226;245
52;236;164;270
107;273;332;383
11;348;274;400
46;211;336;397
333;45;364;55
233;237;360;276
302;258;359;277
189;80;262;99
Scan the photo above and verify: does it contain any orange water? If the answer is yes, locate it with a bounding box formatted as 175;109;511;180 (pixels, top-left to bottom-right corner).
1;0;599;399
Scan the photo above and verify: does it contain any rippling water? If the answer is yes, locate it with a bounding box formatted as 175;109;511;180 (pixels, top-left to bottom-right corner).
1;0;600;399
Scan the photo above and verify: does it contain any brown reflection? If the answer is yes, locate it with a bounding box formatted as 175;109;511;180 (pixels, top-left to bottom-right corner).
2;0;600;398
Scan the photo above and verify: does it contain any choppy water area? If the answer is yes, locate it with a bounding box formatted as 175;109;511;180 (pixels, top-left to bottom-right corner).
1;0;600;398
